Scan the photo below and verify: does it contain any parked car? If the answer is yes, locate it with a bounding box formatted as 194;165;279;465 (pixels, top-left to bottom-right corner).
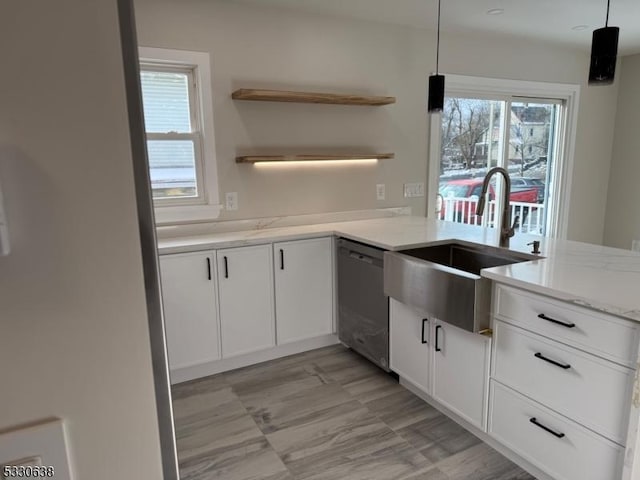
439;178;539;224
510;177;545;203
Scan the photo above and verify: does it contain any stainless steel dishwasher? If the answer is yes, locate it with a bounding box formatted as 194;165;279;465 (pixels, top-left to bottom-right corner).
337;238;390;371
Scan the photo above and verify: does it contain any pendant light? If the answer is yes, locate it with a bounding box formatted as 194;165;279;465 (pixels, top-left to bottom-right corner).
428;0;445;113
588;0;619;85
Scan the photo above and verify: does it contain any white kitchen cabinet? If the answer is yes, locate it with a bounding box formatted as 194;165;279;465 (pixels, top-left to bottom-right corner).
489;283;639;480
217;244;275;358
389;300;489;429
432;319;491;429
389;299;431;393
274;237;334;344
493;320;633;445
489;381;624;480
159;251;220;371
494;284;639;367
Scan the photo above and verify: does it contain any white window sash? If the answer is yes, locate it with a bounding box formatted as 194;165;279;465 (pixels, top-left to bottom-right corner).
146;132;200;141
146;135;206;207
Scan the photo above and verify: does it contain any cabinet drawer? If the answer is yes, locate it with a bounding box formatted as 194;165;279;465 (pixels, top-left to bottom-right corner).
493;321;633;444
489;381;623;480
494;285;639;366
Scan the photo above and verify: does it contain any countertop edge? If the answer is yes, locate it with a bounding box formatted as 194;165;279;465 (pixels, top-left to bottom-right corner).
158;229;339;254
481;271;640;323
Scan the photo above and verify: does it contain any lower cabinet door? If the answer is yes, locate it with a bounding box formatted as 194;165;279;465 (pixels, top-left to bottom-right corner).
217;244;275;358
432;320;490;429
274;237;334;344
389;299;430;393
489;380;623;480
159;251;220;371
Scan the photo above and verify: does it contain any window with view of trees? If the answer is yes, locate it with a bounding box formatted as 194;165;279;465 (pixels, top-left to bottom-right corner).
437;95;562;237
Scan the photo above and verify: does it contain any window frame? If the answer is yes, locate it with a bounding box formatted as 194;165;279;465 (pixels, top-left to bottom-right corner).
427;74;580;240
139;47;221;224
140;64;204;206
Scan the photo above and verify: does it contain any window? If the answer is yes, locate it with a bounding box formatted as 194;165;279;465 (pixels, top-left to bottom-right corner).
138;47;220;224
429;75;580;239
140;67;201;201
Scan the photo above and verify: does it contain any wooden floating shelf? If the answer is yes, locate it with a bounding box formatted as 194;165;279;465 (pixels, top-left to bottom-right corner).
231;88;396;106
236;153;394;164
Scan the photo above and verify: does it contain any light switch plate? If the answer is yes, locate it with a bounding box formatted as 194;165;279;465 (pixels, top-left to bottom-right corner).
225;192;238;211
403;182;425;198
376;184;385;201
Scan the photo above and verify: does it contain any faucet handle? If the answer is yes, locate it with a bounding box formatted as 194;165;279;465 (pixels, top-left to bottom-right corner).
507;215;520;237
475;195;486;217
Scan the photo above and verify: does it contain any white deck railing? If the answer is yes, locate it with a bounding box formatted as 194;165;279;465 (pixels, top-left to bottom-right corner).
440;197;544;235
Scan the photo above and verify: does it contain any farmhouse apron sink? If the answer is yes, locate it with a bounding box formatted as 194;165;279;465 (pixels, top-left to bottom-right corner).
384;241;538;332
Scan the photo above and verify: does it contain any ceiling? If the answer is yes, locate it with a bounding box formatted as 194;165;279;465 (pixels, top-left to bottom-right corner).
230;0;640;55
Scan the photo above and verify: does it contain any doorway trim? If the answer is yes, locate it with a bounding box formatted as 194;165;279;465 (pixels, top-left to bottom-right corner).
116;0;180;478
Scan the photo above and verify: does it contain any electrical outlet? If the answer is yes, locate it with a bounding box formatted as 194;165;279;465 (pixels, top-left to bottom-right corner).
225;192;238;211
403;182;425;198
632;240;640;252
376;184;385;201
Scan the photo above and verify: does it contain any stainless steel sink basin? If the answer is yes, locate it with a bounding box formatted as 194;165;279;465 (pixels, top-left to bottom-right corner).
384;241;539;332
400;242;537;276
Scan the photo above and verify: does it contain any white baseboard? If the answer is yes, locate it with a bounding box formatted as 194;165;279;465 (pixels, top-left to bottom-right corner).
170;334;339;384
400;377;553;480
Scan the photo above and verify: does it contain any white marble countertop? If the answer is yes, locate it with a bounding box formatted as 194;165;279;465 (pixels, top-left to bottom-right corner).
157;216;640;322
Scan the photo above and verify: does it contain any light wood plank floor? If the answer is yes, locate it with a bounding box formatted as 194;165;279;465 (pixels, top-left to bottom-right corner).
172;345;536;480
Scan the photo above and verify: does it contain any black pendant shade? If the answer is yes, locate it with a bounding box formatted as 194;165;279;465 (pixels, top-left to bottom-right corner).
428;0;444;114
588;26;619;85
428;74;445;113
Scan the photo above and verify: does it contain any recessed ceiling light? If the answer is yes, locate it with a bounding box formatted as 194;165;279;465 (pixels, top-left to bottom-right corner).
571;24;590;31
486;8;504;15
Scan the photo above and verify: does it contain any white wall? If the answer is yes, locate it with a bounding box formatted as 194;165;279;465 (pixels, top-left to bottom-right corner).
134;0;619;243
0;1;164;479
604;54;640;250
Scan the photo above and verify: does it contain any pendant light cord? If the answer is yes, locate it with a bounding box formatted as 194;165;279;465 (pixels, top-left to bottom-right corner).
436;0;441;74
605;0;610;27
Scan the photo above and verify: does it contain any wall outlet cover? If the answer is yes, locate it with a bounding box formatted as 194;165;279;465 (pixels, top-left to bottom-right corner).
632;240;640;252
376;184;385;201
225;192;238;211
